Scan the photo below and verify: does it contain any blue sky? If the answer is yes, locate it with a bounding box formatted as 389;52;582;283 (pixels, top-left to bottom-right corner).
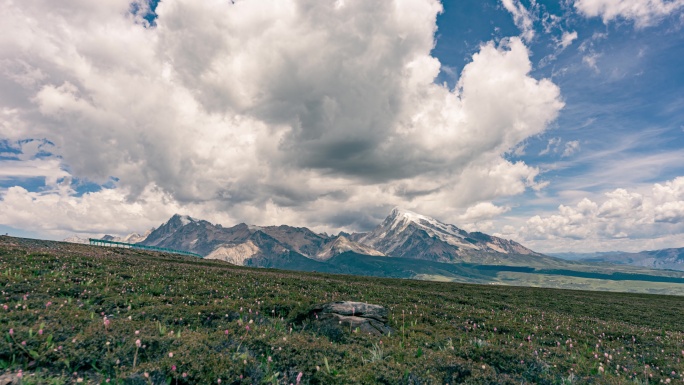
0;0;683;252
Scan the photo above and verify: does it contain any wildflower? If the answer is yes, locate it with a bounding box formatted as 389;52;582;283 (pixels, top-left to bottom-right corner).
9;329;13;336
136;339;141;348
21;341;26;346
16;370;22;379
169;352;173;358
182;373;188;378
135;330;140;335
296;372;303;384
2;304;7;311
172;365;176;371
225;329;229;335
39;329;43;335
245;325;250;332
218;379;222;384
268;356;272;362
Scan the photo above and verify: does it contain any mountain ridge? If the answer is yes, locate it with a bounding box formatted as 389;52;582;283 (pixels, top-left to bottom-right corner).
131;208;563;270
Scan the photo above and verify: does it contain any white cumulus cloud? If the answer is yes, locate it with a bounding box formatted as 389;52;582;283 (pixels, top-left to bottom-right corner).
0;0;564;237
508;176;684;252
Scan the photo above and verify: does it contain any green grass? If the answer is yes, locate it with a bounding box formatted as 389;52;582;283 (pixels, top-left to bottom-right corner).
1;236;683;384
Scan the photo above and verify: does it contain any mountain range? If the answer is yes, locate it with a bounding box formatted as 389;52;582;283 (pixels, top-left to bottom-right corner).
552;249;684;271
62;207;684;294
136;208;563;267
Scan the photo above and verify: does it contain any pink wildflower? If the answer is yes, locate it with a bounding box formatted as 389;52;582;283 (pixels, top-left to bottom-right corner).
16;370;22;379
9;329;13;336
136;339;141;348
171;365;176;371
296;372;303;384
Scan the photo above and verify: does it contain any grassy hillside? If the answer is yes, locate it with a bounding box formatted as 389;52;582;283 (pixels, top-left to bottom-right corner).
1;236;683;384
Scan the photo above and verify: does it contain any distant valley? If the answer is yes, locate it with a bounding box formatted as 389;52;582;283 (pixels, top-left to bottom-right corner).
551;248;684;271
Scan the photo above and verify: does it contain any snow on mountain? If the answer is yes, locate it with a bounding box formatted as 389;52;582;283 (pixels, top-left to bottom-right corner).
63;235;89;244
178;215;195;226
360;207;474;255
359;207;542;263
98;228;153;244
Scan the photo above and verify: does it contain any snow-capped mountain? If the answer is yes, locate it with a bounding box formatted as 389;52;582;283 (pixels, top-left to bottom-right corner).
64;229;153;245
129;208;554;268
63;235;89;244
101;229;153;244
358;207;547;264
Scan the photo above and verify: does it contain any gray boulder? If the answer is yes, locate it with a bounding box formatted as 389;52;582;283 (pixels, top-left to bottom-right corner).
307;301;392;336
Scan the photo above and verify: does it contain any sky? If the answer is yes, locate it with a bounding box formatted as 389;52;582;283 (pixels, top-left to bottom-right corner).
0;0;683;253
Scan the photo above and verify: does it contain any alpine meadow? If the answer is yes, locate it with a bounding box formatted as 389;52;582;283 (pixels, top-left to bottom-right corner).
1;0;684;384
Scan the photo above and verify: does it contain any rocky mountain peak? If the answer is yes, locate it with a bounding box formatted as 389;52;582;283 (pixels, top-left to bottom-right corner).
168;214;196;227
359;207;541;262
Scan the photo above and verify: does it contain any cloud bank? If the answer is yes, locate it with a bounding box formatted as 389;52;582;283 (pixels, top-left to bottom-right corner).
0;0;565;237
506;177;684;252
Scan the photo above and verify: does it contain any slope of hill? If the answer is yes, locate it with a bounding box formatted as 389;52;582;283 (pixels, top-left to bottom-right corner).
1;236;683;384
